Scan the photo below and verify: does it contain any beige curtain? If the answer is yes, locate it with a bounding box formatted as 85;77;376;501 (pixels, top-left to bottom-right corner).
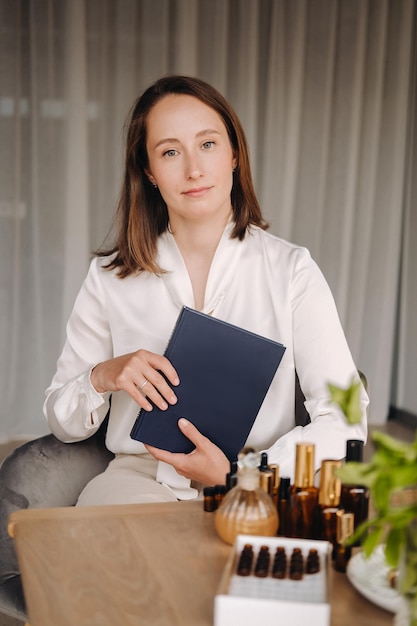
0;0;416;439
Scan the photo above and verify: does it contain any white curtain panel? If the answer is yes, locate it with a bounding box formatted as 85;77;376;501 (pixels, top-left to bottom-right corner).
0;0;416;439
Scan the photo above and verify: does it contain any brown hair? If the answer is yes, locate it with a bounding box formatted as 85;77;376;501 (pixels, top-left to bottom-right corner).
98;75;268;277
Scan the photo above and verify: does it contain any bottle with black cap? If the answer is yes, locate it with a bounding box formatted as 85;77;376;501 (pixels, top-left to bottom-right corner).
226;460;238;491
277;476;291;536
340;439;369;545
259;452;274;497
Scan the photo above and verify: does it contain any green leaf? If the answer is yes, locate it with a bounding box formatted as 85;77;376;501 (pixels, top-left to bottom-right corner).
373;474;396;512
327;375;417;566
344;517;377;546
337;462;372;486
397;522;417;597
328;377;362;424
385;527;404;567
361;526;384;558
372;431;417;462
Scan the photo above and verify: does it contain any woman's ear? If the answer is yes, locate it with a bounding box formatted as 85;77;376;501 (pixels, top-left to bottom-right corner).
145;168;157;186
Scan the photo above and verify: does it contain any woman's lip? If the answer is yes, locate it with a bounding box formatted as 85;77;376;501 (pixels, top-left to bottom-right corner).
182;186;211;197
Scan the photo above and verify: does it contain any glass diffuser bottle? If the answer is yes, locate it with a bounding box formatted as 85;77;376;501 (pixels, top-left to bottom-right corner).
214;447;279;545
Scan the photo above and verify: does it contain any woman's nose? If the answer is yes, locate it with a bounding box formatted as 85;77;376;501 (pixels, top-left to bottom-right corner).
184;152;203;179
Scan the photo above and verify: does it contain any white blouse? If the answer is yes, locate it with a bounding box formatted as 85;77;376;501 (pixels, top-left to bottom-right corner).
44;223;368;493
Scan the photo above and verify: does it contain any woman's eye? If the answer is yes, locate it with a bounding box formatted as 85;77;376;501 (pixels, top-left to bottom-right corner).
163;149;178;158
202;141;215;150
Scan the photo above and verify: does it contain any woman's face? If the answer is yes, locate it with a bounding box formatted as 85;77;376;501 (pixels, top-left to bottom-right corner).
145;94;236;228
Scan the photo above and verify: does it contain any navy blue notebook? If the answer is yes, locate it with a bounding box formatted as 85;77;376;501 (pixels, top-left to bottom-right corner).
130;307;286;461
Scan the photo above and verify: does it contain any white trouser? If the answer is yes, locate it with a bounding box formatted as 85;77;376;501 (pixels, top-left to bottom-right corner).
76;453;181;506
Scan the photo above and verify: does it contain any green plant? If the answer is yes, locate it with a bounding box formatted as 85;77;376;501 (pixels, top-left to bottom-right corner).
329;379;417;599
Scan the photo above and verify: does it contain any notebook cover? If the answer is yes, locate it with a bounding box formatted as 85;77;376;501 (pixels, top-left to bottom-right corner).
130;307;286;461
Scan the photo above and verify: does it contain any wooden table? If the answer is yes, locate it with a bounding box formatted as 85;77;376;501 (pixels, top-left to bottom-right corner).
8;501;394;626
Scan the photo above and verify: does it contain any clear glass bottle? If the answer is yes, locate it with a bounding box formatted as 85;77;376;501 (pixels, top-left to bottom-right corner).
288;442;319;539
214;447;279;545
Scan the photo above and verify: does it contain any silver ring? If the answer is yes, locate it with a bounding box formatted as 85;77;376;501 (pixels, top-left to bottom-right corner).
139;379;148;390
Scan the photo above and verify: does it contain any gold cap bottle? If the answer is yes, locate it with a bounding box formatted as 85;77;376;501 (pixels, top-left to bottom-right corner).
289;443;319;539
319;460;342;507
336;510;354;544
294;443;315;488
334;511;355;572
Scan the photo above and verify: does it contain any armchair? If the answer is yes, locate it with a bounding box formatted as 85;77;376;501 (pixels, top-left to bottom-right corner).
0;420;114;621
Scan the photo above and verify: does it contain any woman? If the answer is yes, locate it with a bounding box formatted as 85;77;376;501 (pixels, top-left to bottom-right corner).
44;75;368;505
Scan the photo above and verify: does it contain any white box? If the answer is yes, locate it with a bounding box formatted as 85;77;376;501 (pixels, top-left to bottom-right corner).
214;535;331;626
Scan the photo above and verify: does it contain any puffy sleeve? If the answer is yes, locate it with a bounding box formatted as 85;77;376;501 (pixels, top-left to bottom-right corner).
265;248;368;479
43;258;112;442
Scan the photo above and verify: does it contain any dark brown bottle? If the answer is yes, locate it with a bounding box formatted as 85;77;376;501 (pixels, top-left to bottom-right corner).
272;546;287;578
269;464;280;507
334;511;354;572
317;459;342;558
226;460;238;491
277;477;291;536
340;440;369;546
288;443;319;539
259;452;274;498
214;484;227;508
203;486;216;512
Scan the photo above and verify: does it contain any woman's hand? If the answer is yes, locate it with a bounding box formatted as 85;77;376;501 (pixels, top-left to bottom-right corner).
90;350;179;411
145;418;230;486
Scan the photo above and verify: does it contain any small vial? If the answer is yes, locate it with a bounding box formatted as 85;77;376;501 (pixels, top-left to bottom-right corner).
289;547;304;580
214;484;227;507
254;545;271;577
236;543;254;576
272;546;287;579
203;486;216;512
306;548;320;574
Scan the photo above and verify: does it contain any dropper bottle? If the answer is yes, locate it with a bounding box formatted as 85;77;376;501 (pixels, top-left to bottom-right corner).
214;447;279;545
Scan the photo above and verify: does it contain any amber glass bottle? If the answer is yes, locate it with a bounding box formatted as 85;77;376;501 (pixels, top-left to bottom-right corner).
214;447;279;545
340;439;369;546
259;452;274;497
288;443;319;539
334;511;355;572
269;464;280;506
317;459;343;557
277;476;291;536
225;460;238;491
